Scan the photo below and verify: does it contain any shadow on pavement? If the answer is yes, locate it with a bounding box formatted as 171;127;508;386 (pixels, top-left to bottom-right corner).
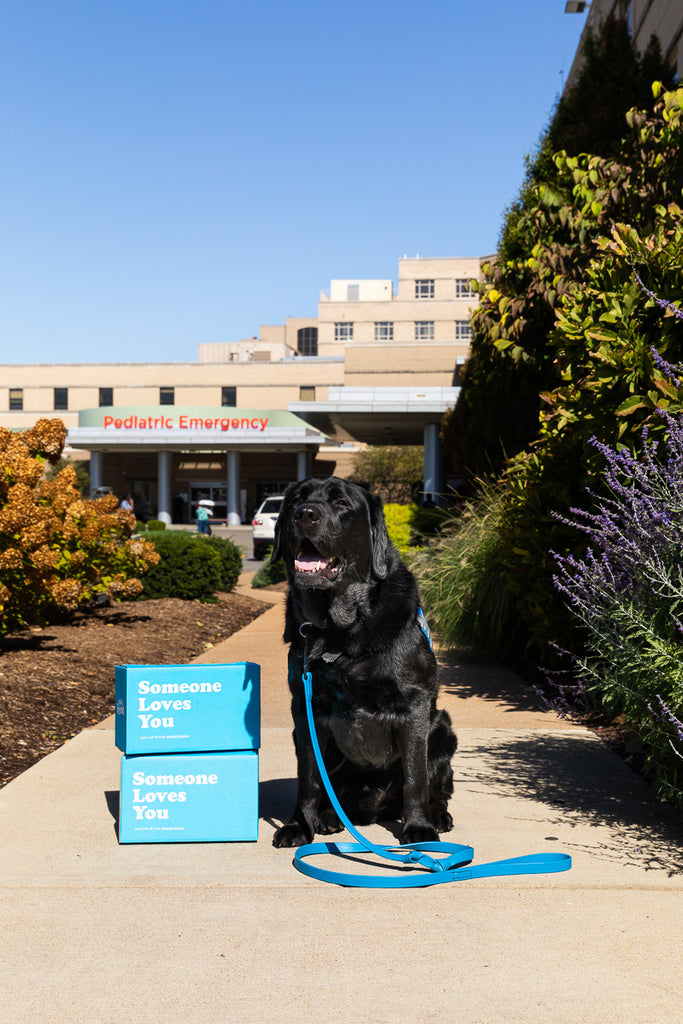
456;730;683;876
258;777;297;830
438;652;545;713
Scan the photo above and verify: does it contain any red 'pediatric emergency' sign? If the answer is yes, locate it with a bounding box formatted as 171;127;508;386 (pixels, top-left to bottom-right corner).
102;415;270;432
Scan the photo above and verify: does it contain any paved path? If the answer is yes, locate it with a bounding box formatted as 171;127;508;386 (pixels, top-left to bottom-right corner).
1;578;682;1023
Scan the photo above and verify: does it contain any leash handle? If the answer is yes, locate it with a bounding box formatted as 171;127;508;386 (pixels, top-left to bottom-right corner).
296;668;571;887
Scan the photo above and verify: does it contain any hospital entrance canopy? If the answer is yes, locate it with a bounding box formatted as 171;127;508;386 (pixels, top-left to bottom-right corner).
67;405;328;453
66;405;329;524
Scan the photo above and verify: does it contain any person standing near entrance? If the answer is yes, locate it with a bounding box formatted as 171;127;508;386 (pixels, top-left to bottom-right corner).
196;500;212;535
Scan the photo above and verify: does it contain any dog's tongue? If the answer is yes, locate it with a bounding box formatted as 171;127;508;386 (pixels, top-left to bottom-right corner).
295;555;329;573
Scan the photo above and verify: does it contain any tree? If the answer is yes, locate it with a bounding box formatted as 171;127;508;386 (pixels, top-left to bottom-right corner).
498;87;683;654
442;14;675;487
350;446;423;503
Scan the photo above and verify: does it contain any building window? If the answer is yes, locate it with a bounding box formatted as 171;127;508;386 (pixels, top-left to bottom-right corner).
415;321;434;340
299;386;315;401
99;387;113;407
455;278;474;298
334;322;353;342
9;388;23;411
455;320;472;341
54;387;68;411
347;284;360;300
221;386;236;406
454;357;467;386
374;321;394;341
297;327;318;356
159;387;175;406
415;279;434;299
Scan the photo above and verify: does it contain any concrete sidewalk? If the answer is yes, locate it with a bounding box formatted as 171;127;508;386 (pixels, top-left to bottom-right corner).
1;581;682;1024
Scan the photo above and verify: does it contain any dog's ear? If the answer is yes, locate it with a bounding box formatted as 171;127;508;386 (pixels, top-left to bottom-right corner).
271;485;294;564
367;491;390;579
270;515;284;564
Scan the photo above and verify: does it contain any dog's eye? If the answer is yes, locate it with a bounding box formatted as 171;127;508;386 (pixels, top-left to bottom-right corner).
334;498;353;509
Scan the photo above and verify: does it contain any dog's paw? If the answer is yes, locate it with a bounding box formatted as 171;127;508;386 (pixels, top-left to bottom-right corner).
401;823;439;845
272;823;310;848
318;808;343;835
432;806;454;833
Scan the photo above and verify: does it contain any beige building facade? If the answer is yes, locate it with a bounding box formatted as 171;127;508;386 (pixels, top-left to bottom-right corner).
0;257;482;524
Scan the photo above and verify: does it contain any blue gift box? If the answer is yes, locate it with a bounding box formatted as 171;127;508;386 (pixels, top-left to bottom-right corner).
115;662;260;755
119;751;259;843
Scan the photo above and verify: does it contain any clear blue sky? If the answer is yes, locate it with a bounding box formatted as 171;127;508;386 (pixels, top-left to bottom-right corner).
0;0;586;364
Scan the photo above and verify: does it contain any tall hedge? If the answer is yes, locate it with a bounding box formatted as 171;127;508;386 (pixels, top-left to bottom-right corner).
437;73;683;664
497;89;683;659
442;15;675;487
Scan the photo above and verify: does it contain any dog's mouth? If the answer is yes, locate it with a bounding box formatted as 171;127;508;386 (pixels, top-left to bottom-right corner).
294;538;344;581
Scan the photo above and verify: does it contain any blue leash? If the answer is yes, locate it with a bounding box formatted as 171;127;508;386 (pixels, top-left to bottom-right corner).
293;655;572;887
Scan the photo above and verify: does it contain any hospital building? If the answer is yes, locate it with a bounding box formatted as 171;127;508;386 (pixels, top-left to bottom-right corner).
0;256;483;524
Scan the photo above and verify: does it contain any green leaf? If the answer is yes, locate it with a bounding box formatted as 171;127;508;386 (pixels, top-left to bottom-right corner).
615;395;646;416
587;328;618;344
653;376;680;401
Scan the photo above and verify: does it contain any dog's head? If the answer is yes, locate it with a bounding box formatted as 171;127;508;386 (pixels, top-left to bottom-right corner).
272;476;391;590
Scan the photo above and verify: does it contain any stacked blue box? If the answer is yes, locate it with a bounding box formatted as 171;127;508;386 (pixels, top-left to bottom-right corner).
116;662;260;843
119;750;259;843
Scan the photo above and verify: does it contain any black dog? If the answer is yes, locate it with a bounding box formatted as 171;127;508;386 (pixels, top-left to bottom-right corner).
271;475;457;848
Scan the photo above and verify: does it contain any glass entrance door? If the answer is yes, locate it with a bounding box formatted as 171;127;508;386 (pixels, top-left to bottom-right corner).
189;483;227;522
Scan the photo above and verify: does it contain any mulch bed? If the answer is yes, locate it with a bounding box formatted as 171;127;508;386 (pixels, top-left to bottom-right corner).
0;591;267;788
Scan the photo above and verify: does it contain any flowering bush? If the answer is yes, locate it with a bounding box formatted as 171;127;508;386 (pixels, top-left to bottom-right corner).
0;419;160;633
552;414;683;811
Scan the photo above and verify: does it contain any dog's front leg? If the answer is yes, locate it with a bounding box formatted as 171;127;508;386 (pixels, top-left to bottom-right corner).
396;714;439;845
272;706;329;848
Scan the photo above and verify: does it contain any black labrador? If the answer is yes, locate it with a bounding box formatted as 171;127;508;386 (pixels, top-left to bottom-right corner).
271;475;457;848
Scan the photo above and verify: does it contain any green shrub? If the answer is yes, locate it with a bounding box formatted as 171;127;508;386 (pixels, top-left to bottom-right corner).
383;503;449;561
140;531;222;602
383;503;418;560
409;504;450;544
146;519;166;531
251;549;286;589
204;535;243;592
133;519;147;532
411;483;520;659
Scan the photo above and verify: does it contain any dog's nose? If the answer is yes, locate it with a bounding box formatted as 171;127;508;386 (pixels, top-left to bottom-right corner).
294;503;321;528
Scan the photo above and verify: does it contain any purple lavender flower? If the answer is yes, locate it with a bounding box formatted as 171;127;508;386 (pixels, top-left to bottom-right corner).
633;269;683;322
549;399;683;809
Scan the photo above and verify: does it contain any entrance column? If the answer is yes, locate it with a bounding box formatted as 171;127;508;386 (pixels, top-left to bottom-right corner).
227;450;241;525
89;451;103;493
423;422;443;504
296;450;310;480
157;451;172;525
